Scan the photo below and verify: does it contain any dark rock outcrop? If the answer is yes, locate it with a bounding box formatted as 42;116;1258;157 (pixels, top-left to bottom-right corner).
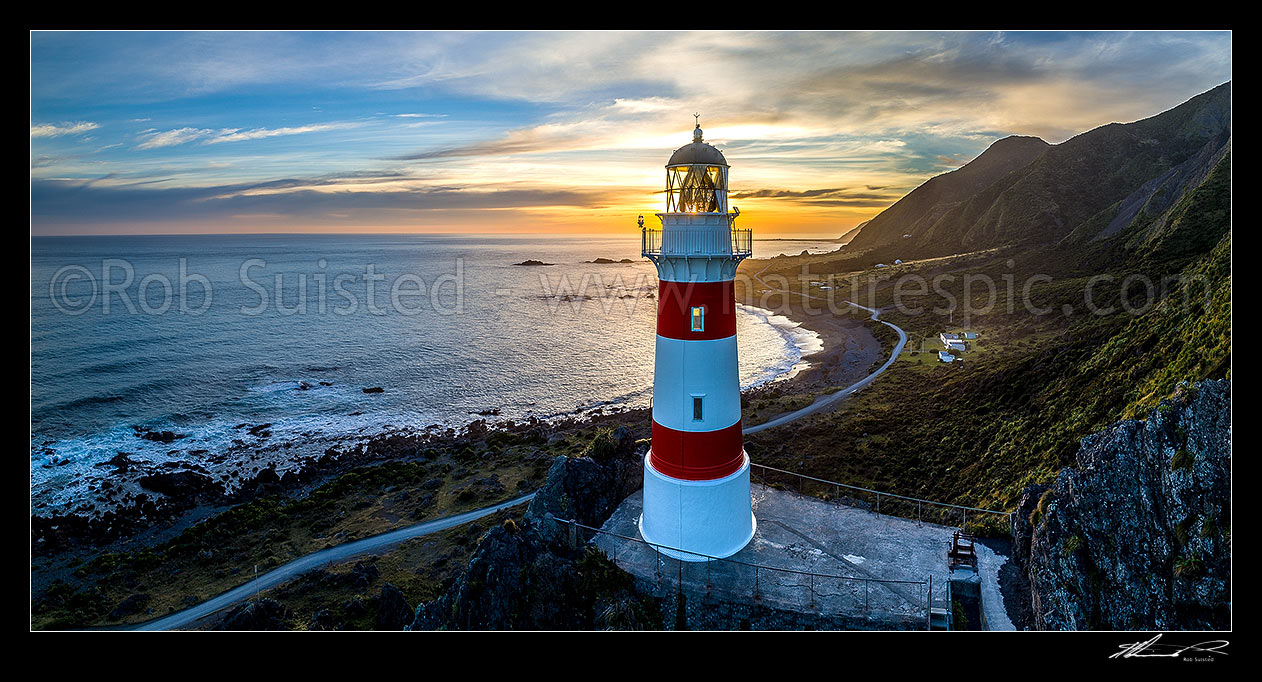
373;583;413;630
409;426;650;630
96;452;140;473
137;429;186;444
215;598;289;630
1011;379;1230;630
137;471;224;501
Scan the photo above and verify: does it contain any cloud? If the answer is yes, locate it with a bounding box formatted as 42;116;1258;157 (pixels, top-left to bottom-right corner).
30;121;99;138
730;186;901;208
30;174;612;228
135;122;357;149
136;127;219;149
205;123;359;144
611;97;681;114
391;120;596;160
29;31;1231;234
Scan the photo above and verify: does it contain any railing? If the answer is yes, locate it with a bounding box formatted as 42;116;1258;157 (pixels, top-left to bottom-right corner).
749;463;1013;535
555;517;935;628
642;227;753;258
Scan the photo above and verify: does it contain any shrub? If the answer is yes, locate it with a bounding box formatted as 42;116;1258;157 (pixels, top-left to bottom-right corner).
1174;554;1204;579
1175;516;1193;547
1171;448;1194;471
1030;488;1056;527
578;428;618;463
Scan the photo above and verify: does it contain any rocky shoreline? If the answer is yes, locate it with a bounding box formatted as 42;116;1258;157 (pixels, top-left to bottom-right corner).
30;408;647;562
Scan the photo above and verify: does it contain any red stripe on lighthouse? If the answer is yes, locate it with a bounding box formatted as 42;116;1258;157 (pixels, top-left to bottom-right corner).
649;420;745;480
656;280;736;341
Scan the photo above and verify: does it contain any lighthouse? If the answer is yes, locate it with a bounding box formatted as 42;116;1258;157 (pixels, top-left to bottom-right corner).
639;118;755;561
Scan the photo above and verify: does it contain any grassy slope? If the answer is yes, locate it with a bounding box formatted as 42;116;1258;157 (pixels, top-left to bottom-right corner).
745;153;1230;520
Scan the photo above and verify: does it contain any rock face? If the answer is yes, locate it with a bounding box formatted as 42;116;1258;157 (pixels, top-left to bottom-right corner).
373;583;413;630
215;598;289;630
409;427;651;630
1011;380;1230;630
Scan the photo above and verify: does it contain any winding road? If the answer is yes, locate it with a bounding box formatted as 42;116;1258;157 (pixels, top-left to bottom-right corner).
125;262;907;631
743;265;908;434
126;493;535;631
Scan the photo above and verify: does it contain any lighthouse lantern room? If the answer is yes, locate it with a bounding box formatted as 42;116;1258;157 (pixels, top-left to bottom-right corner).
639;118;755;561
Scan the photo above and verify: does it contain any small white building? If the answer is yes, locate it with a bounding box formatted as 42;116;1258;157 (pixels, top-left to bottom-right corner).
938;351;954;363
948;341;967;352
962;332;979;340
939;332;961;347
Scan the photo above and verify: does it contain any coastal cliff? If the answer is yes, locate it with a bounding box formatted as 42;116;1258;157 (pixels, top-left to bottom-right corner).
1011;379;1230;630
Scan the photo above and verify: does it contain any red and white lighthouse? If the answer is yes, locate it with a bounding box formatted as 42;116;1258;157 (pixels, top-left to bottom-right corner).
639;119;755;560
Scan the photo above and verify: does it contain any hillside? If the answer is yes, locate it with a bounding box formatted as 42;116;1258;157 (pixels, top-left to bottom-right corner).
848;82;1231;259
846;135;1049;251
743;124;1230;512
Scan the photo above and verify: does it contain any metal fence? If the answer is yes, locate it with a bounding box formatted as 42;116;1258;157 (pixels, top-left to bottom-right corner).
556;517;935;629
749;463;1012;535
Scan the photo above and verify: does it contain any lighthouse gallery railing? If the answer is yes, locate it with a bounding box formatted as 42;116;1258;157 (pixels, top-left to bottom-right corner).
642;227;753;258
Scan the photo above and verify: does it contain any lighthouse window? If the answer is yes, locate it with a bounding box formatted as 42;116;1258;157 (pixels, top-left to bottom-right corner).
691;306;705;332
693;396;704;421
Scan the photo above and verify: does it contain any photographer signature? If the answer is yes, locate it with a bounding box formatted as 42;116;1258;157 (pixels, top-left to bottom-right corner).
1110;634;1229;659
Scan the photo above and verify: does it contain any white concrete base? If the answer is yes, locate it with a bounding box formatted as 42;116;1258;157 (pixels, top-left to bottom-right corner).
638;452;756;562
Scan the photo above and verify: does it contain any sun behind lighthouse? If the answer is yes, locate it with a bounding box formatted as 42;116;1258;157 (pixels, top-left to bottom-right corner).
638;120;756;561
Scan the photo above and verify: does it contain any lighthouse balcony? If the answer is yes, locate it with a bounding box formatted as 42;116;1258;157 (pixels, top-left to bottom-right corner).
642;225;753;259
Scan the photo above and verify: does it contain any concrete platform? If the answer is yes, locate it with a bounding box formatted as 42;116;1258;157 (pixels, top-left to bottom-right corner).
592;485;1016;630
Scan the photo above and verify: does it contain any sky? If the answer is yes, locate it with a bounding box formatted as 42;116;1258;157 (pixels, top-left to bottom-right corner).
30;30;1231;236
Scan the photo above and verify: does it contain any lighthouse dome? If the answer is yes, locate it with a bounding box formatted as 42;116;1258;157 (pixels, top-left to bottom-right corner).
668;126;728;167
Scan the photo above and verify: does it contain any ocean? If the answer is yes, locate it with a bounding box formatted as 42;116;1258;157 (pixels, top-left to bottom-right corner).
30;233;832;514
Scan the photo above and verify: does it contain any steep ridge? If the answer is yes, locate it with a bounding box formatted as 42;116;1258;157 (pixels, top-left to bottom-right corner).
846;135;1049;250
849;82;1231;258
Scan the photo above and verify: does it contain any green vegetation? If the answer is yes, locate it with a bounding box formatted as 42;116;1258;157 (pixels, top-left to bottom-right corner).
30;432;575;630
952;597;969;631
738;86;1230;514
578;547;663;631
746;190;1228;511
256;510;515;630
577;428;619;463
1031;489;1055;527
1174;554;1204;579
1175;516;1193;547
1171;448;1194;472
